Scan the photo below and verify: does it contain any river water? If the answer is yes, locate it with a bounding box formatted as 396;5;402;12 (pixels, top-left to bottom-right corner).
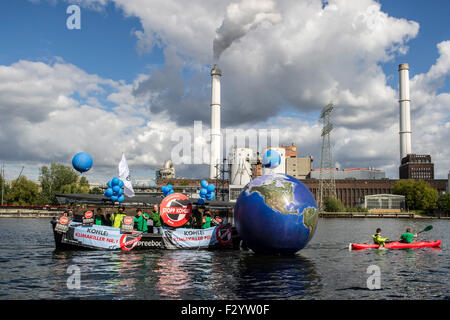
0;218;448;300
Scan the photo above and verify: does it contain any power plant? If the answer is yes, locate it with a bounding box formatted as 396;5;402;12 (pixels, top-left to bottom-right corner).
152;62;447;207
398;63;412;161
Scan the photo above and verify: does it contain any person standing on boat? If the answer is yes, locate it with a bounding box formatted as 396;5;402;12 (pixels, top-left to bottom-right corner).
184;216;195;228
399;228;417;243
151;204;163;234
134;208;150;232
372;228;389;247
111;206;127;228
105;213;112;226
193;207;204;228
202;211;212;229
94;208;106;226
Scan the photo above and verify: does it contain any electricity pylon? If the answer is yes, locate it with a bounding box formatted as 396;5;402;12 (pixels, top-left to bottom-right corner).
318;102;337;211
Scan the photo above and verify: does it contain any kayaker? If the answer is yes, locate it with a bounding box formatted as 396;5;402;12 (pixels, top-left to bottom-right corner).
372;228;389;247
202;211;212;229
94;208;105;226
399;228;417;243
151;204;164;234
134;208;150;232
111;206;127;228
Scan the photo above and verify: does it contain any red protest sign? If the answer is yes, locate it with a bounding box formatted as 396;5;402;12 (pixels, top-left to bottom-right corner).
160;193;192;227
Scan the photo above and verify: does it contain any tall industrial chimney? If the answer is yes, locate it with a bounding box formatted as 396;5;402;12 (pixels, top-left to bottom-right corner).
398;63;412;161
210;64;222;179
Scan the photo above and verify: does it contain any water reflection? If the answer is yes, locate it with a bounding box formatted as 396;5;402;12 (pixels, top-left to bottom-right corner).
1;218;446;300
153;251;193;299
233;253;320;299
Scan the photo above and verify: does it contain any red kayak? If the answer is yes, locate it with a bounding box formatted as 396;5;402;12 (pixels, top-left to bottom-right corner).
351;240;441;250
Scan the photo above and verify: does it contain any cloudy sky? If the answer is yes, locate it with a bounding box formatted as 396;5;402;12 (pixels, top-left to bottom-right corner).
0;0;449;185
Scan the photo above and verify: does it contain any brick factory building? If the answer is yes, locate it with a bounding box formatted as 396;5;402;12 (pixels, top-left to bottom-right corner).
399;154;434;180
302;178;447;208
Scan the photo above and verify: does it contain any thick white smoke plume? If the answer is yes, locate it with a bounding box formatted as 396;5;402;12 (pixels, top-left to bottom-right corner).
213;0;281;61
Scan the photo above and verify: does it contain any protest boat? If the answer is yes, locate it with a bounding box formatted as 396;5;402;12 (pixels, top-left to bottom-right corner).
51;209;240;251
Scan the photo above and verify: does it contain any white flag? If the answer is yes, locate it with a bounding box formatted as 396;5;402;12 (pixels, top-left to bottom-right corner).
118;154;135;197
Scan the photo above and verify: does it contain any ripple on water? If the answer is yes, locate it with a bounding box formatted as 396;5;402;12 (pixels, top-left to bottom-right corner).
0;218;448;299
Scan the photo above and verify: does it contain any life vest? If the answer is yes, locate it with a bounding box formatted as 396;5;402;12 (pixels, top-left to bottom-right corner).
372;234;388;244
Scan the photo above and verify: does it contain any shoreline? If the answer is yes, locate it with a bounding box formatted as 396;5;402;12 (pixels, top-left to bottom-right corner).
1;212;448;219
0;209;64;218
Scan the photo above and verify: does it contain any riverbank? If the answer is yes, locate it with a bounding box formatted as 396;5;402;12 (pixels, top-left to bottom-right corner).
0;209;63;218
1;209;448;219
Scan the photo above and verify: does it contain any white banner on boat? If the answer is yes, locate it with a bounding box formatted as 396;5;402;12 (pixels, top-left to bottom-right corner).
162;224;233;249
72;223;123;249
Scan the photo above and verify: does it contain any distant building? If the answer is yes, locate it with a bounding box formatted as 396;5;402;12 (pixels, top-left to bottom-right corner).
364;194;405;210
156;160;176;180
281;144;298;158
399;154;434;180
304;179;447;208
448;171;450;194
286;157;313;179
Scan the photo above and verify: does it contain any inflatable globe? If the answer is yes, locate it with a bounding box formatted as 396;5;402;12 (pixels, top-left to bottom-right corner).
262;149;281;169
234;174;319;254
72;152;93;173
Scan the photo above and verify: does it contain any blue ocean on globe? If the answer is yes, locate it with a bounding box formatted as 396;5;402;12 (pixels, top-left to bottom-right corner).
262;149;281;168
234;174;319;254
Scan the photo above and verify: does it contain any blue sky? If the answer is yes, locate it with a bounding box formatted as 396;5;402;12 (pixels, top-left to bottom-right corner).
0;0;164;82
379;0;450;92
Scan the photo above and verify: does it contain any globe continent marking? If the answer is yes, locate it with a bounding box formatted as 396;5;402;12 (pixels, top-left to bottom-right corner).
234;174;319;254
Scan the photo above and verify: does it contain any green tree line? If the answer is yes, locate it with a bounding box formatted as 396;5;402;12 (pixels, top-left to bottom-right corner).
392;179;439;212
0;163;102;205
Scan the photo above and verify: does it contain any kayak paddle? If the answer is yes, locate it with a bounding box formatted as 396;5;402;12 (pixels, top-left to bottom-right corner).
417;225;433;235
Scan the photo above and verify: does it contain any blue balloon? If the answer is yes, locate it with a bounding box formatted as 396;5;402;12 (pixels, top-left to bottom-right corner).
206;193;214;201
104;188;113;197
110;195;118;202
166;184;172;190
168;189;174;195
117;188;124;196
107;180;112;188
112;186;121;194
198;198;205;205
161;186;168;193
118;195;125;202
200;193;206;199
200;188;207;196
207;184;215;192
118;180;124;188
72;152;93;173
200;180;208;188
111;177;120;186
